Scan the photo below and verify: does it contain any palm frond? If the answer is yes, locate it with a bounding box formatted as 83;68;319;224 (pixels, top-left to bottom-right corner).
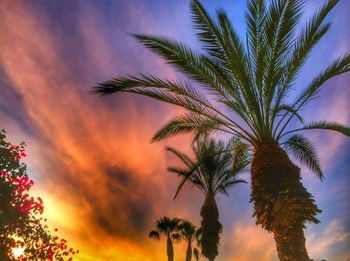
279;0;339;95
190;0;225;62
283;121;350;137
171;164;201;200
95;74;255;142
263;0;304;128
272;103;305;138
277;53;350;140
272;0;340;133
295;53;350;108
230;139;251;173
191;0;265;139
171;233;182;243
133;34;238;102
284;134;323;179
218;178;248;196
148;230;160;240
166;146;195;168
94;74;209;109
274;104;304;124
245;0;267;90
216;8;249;87
216;8;264;134
152;112;228;142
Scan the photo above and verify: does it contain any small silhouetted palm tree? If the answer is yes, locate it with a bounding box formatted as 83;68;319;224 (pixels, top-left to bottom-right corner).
94;0;350;260
179;220;201;261
167;137;248;261
149;217;181;261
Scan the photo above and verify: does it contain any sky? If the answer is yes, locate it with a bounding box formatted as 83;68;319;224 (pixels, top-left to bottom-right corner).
0;0;349;260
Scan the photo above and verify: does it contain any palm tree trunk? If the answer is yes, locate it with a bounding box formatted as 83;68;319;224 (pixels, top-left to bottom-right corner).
167;234;174;261
186;239;192;261
273;223;309;261
200;195;222;261
251;142;321;261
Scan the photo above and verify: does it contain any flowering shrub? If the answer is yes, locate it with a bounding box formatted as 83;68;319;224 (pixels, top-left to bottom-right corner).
0;130;77;260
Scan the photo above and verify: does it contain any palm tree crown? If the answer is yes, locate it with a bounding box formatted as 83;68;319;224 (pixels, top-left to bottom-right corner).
149;216;181;240
95;0;350;179
179;220;197;242
167;137;248;199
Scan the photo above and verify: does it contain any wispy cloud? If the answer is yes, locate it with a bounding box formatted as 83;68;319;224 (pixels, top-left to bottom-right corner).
307;219;350;260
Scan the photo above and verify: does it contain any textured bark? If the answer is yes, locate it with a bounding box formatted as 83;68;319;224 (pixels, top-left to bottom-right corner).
200;195;222;261
273;224;309;261
186;239;192;261
251;143;321;261
167;235;174;261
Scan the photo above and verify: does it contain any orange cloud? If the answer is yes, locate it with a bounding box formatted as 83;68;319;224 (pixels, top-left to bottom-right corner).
0;1;194;259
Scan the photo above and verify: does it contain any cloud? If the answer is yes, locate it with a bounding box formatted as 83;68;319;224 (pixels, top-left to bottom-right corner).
221;222;277;261
0;0;194;259
307;219;350;260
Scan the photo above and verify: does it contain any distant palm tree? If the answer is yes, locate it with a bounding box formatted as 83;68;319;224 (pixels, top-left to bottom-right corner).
179;220;201;261
149;217;181;261
167;137;248;261
95;0;350;260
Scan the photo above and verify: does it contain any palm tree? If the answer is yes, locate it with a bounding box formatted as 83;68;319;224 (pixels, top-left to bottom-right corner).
178;220;200;261
94;0;350;260
167;137;248;261
148;217;181;261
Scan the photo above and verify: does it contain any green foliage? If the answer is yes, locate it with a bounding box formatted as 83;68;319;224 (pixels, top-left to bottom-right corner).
167;137;248;199
94;0;349;162
284;134;323;179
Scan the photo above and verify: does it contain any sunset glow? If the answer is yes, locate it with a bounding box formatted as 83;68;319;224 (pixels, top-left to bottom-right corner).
0;0;349;260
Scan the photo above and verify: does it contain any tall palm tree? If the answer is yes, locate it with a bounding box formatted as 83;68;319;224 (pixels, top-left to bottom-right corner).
94;0;350;260
149;217;181;261
167;137;248;261
178;220;200;261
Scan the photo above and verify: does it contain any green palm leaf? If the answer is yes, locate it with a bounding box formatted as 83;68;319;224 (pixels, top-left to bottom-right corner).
296;53;350;108
152;112;229;142
167;137;248;199
133;34;236;101
190;0;225;62
283;121;350;137
95;0;349;175
284;134;323;179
